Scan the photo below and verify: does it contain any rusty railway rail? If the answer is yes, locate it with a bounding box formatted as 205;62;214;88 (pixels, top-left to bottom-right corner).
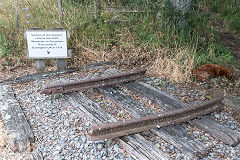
41;69;146;95
90;96;224;140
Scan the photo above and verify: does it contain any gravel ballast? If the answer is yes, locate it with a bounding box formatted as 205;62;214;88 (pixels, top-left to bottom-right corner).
0;70;240;159
11;71;131;160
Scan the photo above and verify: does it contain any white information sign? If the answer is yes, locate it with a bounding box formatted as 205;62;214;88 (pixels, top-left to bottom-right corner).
26;30;68;59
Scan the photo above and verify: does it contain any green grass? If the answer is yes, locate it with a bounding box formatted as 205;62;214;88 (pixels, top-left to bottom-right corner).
209;0;240;34
0;21;14;57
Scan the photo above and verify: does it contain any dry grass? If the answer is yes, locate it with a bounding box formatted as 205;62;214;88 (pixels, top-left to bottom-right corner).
149;48;194;83
0;0;62;49
73;45;195;83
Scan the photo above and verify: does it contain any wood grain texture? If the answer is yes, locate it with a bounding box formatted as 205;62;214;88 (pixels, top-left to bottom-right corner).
125;82;240;146
0;85;34;152
222;94;240;112
99;86;208;159
65;92;169;160
0;68;79;84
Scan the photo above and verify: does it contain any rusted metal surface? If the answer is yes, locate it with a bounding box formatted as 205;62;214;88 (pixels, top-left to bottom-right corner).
90;96;223;140
41;69;146;95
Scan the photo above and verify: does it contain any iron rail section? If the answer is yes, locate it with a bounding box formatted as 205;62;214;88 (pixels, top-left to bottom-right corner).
41;69;146;95
90;96;223;140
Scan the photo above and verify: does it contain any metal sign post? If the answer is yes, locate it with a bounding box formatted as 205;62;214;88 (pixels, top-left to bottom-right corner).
58;0;63;23
15;0;18;29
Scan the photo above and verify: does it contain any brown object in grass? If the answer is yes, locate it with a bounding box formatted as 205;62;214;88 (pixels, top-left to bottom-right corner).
192;64;234;81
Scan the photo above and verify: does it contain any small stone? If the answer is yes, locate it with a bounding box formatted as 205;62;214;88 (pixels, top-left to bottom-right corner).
81;136;87;143
209;152;215;157
215;114;220;119
169;145;174;150
153;79;163;86
97;144;103;150
21;8;29;11
208;142;213;147
60;137;67;143
205;133;210;137
74;153;80;157
176;153;182;158
201;136;208;142
145;77;155;81
232;155;239;159
90;148;95;155
118;154;124;159
204;83;212;89
85;121;91;127
62;149;68;155
155;143;160;149
162;146;167;152
75;142;81;149
107;147;112;153
100;150;106;156
53;150;60;155
95;140;105;144
56;145;63;151
113;144;119;153
193;131;200;137
180;90;187;96
25;14;32;18
216;144;222;149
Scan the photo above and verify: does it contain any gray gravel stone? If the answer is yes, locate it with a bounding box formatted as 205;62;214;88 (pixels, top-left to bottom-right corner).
97;144;103;150
193;131;200;137
11;75;240;160
113;144;119;153
215;114;220;119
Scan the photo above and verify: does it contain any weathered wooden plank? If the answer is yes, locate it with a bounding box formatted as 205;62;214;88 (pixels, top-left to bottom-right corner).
65;92;169;160
191;116;240;145
222;94;240;112
125;82;240;146
117;137;150;160
120;134;169;160
99;86;208;159
0;68;79;84
0;85;34;152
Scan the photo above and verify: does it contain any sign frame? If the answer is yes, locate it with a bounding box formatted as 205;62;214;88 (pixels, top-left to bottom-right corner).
25;30;71;59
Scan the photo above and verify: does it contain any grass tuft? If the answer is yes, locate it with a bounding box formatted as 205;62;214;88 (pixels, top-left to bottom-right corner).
149;48;194;83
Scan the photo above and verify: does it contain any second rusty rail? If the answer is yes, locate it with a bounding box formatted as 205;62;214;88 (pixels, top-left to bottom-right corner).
41;69;146;95
90;96;223;140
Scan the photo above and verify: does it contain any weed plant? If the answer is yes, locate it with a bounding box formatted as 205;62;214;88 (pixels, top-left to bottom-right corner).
208;0;240;34
0;0;235;82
